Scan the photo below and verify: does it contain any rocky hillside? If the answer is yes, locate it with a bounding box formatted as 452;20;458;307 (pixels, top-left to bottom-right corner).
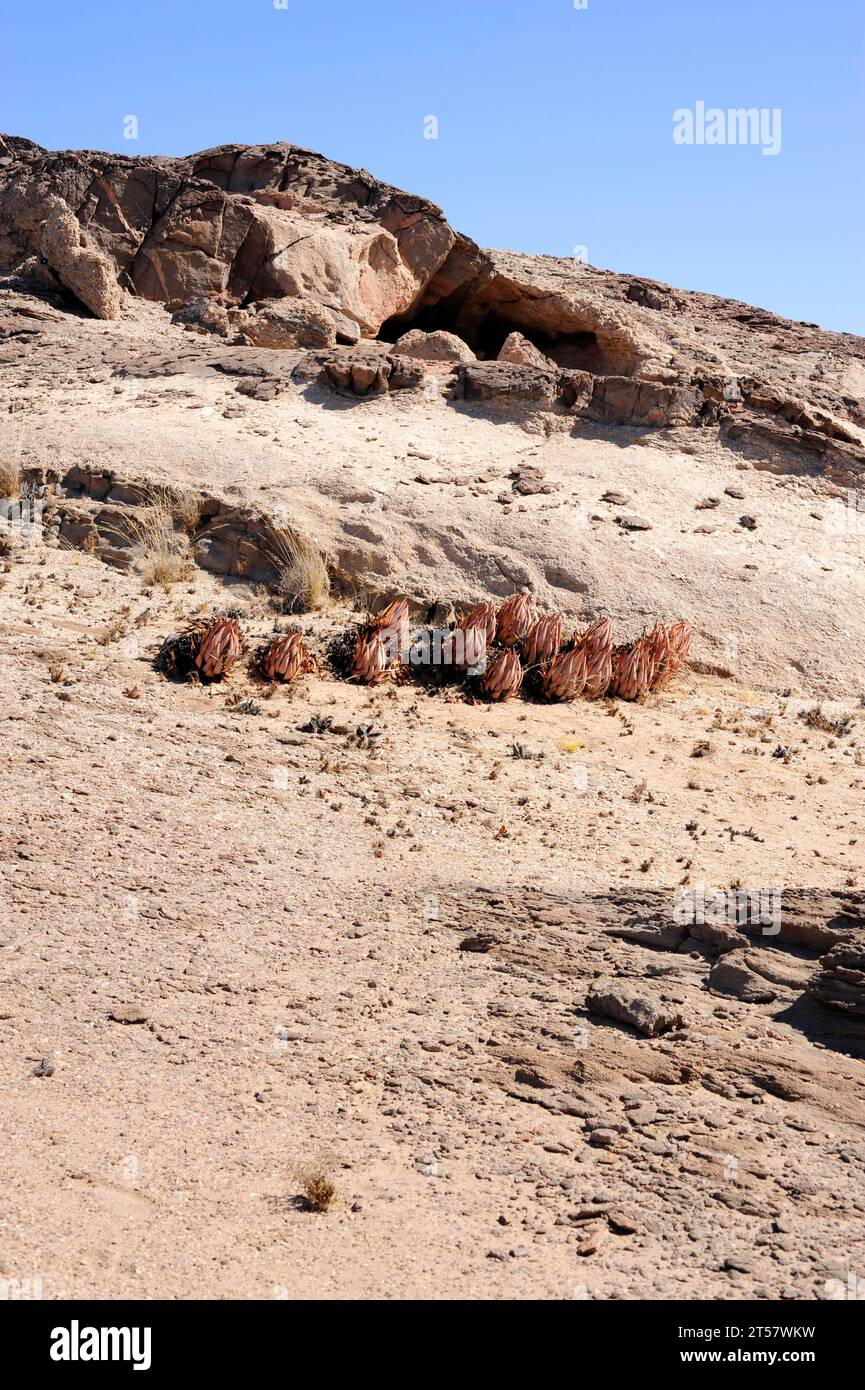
2;137;864;698
1;135;863;483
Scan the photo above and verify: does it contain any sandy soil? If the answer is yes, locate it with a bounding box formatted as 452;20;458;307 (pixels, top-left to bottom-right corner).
1;294;865;1301
1;538;864;1300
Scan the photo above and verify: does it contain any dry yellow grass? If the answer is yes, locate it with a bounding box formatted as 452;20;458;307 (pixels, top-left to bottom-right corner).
265;524;330;613
0;453;20;499
160;485;202;535
127;505;192;586
292;1159;337;1213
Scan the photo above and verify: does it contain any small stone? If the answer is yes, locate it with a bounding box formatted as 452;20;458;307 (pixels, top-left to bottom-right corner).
33;1058;55;1078
608;1212;639;1234
511;465;554;496
589;1128;618;1147
601;491;630;505
739;514;758;530
459;933;497;953
725;486;746;498
109;1004;149;1024
577;1228;607;1256
616;513;653;531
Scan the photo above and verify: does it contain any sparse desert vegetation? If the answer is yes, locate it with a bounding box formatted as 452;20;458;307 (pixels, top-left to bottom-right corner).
127;505;193;587
1;129;864;1310
293;1161;338;1214
266;524;331;614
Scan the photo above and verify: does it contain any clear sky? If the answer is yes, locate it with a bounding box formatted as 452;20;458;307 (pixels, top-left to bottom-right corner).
4;0;864;334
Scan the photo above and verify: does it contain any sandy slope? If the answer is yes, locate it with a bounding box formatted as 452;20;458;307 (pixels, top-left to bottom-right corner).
1;274;865;1300
3;295;865;700
1;535;864;1300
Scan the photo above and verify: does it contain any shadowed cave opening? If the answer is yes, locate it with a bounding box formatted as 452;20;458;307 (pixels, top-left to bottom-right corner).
379;302;629;376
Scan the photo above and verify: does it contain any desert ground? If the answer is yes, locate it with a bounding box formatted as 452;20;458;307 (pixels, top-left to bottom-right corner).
1;137;864;1301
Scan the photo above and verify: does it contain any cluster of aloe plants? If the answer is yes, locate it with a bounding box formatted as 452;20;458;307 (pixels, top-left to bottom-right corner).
155;596;691;704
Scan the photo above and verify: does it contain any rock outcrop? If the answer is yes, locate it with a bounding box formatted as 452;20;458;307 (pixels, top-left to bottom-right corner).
0;136;454;334
0;133;863;480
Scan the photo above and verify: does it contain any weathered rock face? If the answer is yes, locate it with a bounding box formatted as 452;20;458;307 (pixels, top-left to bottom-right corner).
0;138;455;334
0;170;122;319
415;243;650;376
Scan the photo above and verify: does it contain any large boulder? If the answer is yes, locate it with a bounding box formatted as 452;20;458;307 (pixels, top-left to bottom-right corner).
228;298;336;349
808;941;865;1018
497;331;552;370
0;178;122;319
391;327;475;364
171;297;230;337
457;361;560;409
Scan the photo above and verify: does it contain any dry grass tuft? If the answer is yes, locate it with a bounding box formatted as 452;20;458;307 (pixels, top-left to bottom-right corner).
0;427;23;499
292;1156;338;1213
297;1170;337;1213
167;486;203;535
127;506;192;587
802;704;853;738
0;453;20;499
265;524;330;613
96;485;199;585
139;484;202;534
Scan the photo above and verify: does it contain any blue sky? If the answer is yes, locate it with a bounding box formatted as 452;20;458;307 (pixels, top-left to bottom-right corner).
5;0;864;333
